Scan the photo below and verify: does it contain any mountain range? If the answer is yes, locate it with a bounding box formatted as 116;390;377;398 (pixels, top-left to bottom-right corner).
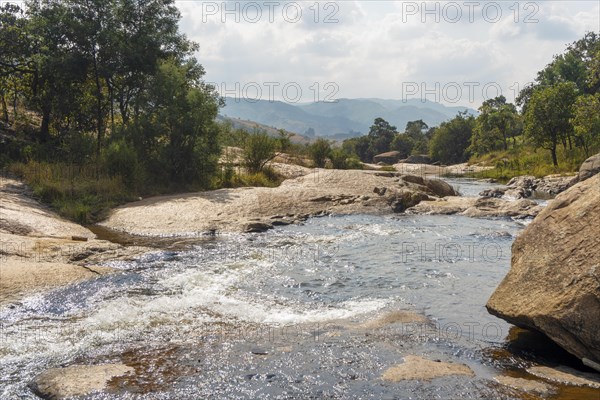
220;97;477;139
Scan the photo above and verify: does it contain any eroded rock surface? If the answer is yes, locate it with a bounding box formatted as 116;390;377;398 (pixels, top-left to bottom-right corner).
486;175;600;365
382;355;474;382
101;170;456;236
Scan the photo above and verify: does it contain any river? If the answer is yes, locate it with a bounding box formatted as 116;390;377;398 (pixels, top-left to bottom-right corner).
0;179;597;399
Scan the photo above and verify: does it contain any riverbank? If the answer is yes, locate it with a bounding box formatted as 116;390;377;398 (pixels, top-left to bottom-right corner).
0;177;148;306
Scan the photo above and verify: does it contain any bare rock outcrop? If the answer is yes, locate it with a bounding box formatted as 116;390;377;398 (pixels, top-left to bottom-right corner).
479;174;576;200
0;178;147;306
486;174;600;366
577;153;600;182
101;170;456;236
406;196;543;219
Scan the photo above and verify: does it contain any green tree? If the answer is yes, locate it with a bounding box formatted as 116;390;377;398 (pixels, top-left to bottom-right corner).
404;120;428;154
470;96;520;155
572;93;600;156
129;59;221;184
518;32;600;112
368;117;397;155
524;82;578;167
390;134;413;158
242;130;277;174
0;3;34;123
429;111;475;164
309;138;332;168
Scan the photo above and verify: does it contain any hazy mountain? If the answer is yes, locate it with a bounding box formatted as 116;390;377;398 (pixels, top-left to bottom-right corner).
220;97;476;138
216;115;312;144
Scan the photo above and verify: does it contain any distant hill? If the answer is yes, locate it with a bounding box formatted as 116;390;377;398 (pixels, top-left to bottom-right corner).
220;97;477;138
216;116;312;144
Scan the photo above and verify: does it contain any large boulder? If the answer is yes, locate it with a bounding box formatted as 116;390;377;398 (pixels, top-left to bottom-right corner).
486;174;600;366
578;152;600;182
373;151;402;165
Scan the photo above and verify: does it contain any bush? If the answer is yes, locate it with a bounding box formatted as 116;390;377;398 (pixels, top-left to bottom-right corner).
243;130;277;173
10;161;133;224
309;138;331;168
345;156;364;170
102;139;143;188
329;147;349;169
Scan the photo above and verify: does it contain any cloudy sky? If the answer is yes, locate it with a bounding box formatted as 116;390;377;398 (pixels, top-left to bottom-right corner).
176;1;599;107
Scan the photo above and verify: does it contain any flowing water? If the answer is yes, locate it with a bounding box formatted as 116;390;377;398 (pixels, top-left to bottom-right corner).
0;179;597;399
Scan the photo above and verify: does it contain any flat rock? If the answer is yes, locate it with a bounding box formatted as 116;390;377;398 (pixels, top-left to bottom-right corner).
493;375;553;394
101;170;456;236
381;355;474;382
527;365;600;388
406;196;542;219
361;310;429;329
29;364;133;399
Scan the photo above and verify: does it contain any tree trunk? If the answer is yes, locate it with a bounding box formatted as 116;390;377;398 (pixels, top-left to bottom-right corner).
551;143;558;167
40;105;51;143
92;56;104;157
1;94;8;124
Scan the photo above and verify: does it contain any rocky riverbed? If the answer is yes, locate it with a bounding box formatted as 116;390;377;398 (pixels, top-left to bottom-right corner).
1;156;599;399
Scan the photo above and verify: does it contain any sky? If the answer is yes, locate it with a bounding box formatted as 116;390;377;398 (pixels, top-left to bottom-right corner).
176;0;600;107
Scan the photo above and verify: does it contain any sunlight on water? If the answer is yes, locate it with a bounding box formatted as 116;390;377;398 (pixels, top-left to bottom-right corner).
2;192;596;398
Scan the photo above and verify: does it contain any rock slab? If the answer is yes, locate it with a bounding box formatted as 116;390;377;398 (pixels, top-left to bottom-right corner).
486;174;600;365
29;364;133;399
382;355;474;382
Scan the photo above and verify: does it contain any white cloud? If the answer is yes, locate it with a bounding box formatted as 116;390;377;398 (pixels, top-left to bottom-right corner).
177;1;600;107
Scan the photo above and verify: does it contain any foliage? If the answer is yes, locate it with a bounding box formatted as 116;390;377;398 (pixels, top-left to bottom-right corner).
276;129;293;152
10;161;134;224
571;93;600;157
469;144;588;181
368;117;398;155
469;96;521;155
242;130;277;173
328;147;347;169
524;82;578;166
429;112;475;165
308;138;332;168
390;134;413;158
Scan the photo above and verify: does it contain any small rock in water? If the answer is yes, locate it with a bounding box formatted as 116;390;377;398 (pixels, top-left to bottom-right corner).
244;222;273;233
251;348;268;355
29;364;133;399
382;355;474;382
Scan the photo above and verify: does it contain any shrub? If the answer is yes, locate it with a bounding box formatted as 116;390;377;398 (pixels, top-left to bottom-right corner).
102;139;142;188
329;147;349;169
243;130;277;173
309;138;331;168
